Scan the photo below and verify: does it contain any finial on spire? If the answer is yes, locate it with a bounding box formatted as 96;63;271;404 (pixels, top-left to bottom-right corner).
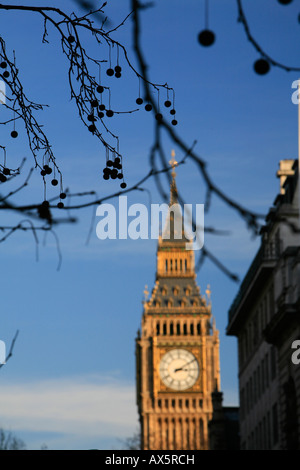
206;284;211;304
169;150;178;178
143;285;149;302
169;150;178;206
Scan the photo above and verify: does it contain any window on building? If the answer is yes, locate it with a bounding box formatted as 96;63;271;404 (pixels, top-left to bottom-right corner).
257;365;261;398
267;411;271;450
265;353;269;388
240;389;245;420
253;314;258;345
275;229;281;257
253;371;257;404
272;403;279;445
269;284;275;319
271;346;277;381
261;359;265;393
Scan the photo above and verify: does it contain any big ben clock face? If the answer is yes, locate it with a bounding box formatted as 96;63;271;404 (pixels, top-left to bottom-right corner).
159;349;199;391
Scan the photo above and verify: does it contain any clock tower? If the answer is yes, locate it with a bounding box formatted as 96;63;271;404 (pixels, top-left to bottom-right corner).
135;153;221;450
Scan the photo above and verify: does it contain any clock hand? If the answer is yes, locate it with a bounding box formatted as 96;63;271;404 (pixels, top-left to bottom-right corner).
174;358;197;373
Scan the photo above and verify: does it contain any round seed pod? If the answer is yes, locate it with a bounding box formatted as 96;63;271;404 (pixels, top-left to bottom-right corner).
164;100;171;108
253;58;270;75
120;182;127;189
106;110;114;117
57;202;64;209
96;85;104;93
11;130;18;138
145;103;152;112
60;192;67;200
106;68;114;76
88;124;96;133
0;173;7;183
51;179;59;186
198;29;215;47
110;169;118;179
136;97;143;105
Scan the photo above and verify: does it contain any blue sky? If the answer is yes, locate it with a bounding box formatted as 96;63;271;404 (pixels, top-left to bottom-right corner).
0;0;299;449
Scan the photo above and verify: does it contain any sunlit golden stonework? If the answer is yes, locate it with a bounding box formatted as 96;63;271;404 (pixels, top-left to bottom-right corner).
135;154;221;450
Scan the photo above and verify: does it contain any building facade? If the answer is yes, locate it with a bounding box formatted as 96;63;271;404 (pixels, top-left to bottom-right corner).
227;160;300;450
135;157;221;450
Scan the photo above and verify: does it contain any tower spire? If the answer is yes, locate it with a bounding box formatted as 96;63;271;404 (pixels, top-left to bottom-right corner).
169;150;178;206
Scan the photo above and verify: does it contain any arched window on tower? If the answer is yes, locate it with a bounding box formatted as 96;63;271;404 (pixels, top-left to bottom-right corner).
176;323;180;335
170;322;174;335
186;418;190;449
173;286;179;296
200;418;204;448
197;322;201;335
163;322;167;335
185;286;191;296
156;322;160;336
